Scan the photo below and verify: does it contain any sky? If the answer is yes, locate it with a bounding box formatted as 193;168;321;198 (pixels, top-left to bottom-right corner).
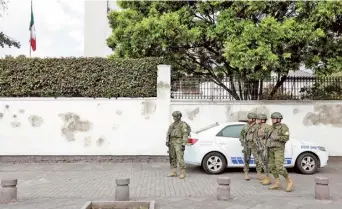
0;0;313;73
0;0;118;58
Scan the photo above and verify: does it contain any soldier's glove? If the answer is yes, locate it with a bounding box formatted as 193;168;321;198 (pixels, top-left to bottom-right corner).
181;145;185;151
166;142;169;147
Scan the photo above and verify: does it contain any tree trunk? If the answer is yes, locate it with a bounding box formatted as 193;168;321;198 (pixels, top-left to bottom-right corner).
238;77;243;100
243;81;249;100
259;80;264;100
250;79;259;100
267;75;288;99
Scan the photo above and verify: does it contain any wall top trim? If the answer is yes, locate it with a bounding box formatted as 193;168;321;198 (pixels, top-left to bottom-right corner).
171;99;342;105
0;97;158;101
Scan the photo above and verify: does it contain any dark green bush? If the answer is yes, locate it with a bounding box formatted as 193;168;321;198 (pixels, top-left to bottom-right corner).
300;77;342;100
0;57;165;97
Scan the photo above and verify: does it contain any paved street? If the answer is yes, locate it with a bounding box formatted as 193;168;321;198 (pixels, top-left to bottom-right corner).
0;161;342;209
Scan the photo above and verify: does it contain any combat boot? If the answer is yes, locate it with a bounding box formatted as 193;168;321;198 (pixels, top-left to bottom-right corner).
261;176;272;185
285;176;294;192
167;168;177;177
268;178;281;190
244;173;250;181
257;172;266;181
179;169;185;179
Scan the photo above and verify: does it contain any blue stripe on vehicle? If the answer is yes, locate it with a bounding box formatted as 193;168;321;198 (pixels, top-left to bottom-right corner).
231;157;238;165
230;157;292;165
285;158;292;164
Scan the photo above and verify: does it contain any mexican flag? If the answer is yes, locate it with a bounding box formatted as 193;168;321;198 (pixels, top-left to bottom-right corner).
29;0;36;51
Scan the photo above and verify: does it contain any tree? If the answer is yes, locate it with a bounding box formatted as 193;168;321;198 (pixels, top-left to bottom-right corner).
0;0;20;48
300;78;342;100
107;1;342;100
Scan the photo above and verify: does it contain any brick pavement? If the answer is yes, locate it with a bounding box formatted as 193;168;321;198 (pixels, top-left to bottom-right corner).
0;162;342;209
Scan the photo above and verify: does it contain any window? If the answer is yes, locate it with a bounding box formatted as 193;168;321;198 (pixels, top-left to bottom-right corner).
216;125;244;138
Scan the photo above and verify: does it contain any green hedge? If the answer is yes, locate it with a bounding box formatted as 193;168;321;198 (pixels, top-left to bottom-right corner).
0;57;165;97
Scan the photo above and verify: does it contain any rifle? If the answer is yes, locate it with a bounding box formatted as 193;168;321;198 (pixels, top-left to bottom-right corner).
255;124;266;154
256;135;263;154
166;123;176;166
262;129;274;176
242;125;253;165
167;134;171;165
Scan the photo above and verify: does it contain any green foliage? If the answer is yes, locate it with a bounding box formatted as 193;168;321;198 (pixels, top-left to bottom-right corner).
0;0;20;48
300;78;342;100
260;84;296;100
300;2;342;75
107;1;342;100
0;57;164;97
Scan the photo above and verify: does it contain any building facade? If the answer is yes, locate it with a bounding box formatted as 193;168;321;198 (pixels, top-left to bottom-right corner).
84;0;118;57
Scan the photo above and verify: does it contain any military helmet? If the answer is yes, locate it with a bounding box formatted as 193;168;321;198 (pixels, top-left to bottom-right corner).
247;112;257;119
271;112;283;119
172;111;182;117
257;114;267;120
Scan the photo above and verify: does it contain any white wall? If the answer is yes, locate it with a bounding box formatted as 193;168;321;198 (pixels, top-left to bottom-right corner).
1;65;342;156
0;65;171;156
171;100;342;156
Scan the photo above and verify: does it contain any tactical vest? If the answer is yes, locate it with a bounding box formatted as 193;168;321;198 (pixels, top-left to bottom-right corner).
269;124;287;148
170;121;191;138
245;124;257;142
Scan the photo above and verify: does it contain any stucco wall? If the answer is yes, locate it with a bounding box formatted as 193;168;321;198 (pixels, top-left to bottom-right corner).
1;65;342;156
0;98;170;155
171;100;342;156
0;65;171;156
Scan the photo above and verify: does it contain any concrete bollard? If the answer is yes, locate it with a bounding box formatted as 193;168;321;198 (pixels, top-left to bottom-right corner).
216;177;230;201
115;178;130;201
0;179;18;204
315;176;330;200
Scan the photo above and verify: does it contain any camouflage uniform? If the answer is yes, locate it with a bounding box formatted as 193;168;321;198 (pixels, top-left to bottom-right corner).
239;112;265;181
166;111;189;179
256;114;272;184
266;112;294;192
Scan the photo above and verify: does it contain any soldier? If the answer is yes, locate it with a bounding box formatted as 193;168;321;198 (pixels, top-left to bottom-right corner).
266;112;294;192
239;112;265;181
165;111;190;179
256;114;272;185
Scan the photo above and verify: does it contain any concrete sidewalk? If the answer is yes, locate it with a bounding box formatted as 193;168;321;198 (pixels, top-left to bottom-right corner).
0;162;342;209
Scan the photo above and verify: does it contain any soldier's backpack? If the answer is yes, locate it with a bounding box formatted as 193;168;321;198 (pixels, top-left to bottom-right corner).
183;121;192;137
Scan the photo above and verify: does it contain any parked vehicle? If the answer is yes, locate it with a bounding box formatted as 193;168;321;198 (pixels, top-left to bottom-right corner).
184;122;328;175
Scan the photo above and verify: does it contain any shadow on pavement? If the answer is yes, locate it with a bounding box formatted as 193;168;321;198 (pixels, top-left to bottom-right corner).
185;162;338;175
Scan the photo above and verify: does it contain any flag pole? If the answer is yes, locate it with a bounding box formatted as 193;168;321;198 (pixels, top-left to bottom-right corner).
107;0;110;14
29;42;31;57
29;0;32;57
